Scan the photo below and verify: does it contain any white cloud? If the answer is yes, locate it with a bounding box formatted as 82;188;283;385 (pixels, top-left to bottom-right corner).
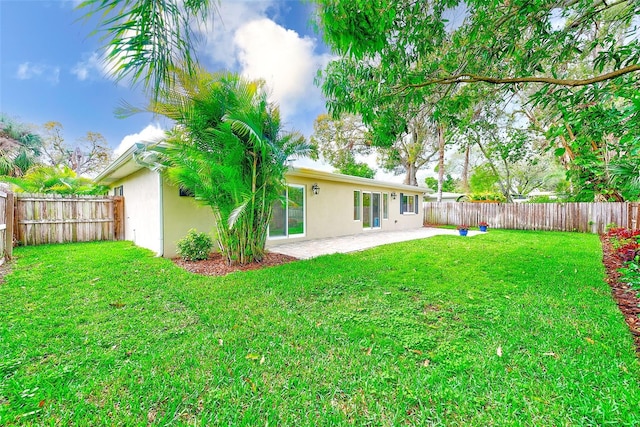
114;123;166;157
71;51;122;83
16;63;33;79
71;53;100;81
196;2;332;123
198;0;277;68
233;18;333;120
16;62;60;84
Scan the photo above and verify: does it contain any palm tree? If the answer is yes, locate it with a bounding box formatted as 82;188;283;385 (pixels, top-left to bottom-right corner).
135;70;311;264
2;165;108;195
0;114;43;176
609;159;640;201
78;0;217;99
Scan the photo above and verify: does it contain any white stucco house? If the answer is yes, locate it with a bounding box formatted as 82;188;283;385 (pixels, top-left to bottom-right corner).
96;143;427;257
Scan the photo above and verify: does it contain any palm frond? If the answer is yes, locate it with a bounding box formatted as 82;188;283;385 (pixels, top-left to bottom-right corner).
77;0;219;99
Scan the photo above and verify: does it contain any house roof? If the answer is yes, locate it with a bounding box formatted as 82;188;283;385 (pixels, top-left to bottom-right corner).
95;143;147;185
425;191;465;200
287;168;427;193
95;142;427;194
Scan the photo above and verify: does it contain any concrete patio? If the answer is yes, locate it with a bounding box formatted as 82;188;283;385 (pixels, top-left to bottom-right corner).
268;227;481;259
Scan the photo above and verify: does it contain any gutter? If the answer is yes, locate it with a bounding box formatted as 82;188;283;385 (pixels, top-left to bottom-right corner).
287;167;428;194
158;171;164;257
95;143;146;183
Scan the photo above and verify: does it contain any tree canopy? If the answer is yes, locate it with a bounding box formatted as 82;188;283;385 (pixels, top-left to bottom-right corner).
310;113;376;178
315;0;639;200
316;0;639;94
41;122;112;177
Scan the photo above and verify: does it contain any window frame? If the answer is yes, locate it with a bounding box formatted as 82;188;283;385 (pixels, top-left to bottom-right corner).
361;191;382;229
382;193;389;220
268;184;306;239
353;190;361;221
400;193;419;215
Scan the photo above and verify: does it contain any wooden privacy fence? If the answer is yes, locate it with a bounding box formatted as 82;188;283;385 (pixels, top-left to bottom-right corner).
424;202;640;234
14;194;124;246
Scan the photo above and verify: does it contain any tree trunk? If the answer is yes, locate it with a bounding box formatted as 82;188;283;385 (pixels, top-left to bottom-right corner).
461;145;470;193
404;163;418;186
436;123;445;203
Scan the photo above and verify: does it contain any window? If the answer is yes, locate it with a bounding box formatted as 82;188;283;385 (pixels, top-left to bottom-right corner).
400;193;419;214
269;185;305;238
383;193;389;219
354;191;361;221
113;186;123;196
179;186;194;197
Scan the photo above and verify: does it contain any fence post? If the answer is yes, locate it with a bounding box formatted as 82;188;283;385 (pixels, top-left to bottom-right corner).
629;203;639;230
4;192;13;260
113;196;124;240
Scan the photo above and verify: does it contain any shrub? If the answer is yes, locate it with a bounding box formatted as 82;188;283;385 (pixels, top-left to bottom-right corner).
620;256;640;290
177;229;214;261
525;195;557;203
468;193;505;202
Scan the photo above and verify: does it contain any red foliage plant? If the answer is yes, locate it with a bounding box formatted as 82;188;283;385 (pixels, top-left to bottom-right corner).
606;227;640;261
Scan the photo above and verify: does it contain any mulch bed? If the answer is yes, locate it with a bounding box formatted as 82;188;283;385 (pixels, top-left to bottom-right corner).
173;252;298;277
600;235;640;353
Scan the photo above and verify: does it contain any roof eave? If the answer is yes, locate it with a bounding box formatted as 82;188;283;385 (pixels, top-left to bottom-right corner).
287;167;428;193
95;143;146;184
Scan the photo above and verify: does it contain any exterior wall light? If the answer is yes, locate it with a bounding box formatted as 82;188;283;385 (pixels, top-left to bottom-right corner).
391;192;397;200
312;183;320;195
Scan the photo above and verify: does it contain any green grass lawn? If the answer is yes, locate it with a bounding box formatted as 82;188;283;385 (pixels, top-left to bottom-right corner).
1;230;639;425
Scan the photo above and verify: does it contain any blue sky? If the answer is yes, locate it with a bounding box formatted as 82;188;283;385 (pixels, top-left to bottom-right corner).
0;0;332;159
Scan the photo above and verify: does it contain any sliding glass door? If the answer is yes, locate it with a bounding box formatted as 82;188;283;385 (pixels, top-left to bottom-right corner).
269;185;305;238
362;192;381;229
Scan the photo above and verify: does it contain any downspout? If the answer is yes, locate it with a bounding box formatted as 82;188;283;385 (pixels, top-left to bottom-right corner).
158;172;164;257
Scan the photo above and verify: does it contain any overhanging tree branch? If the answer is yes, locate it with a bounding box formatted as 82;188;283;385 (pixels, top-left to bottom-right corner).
398;64;640;92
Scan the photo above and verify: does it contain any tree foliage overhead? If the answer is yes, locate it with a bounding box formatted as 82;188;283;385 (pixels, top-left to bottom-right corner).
315;0;639;200
316;0;639;135
134;70;311;265
316;0;639;96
